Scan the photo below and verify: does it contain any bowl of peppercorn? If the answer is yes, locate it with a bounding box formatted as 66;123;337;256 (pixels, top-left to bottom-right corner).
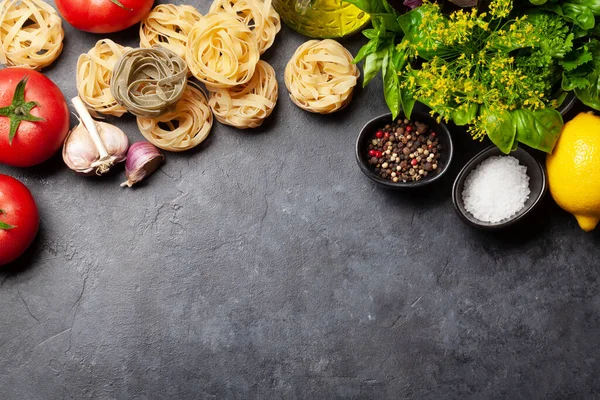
356;110;454;189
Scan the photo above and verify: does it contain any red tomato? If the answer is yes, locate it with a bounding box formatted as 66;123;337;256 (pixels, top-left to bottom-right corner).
0;69;69;167
55;0;154;33
0;175;39;266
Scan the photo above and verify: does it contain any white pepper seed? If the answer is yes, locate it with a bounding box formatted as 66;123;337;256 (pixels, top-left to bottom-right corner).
392;177;399;183
424;150;430;156
419;169;425;175
417;148;423;154
409;153;415;158
396;166;401;171
385;150;391;155
372;140;378;145
382;162;389;169
432;163;438;170
391;172;397;177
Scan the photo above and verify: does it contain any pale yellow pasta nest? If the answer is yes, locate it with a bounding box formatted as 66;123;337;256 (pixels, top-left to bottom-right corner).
186;12;260;89
139;4;202;61
284;39;359;114
0;0;64;70
137;84;213;152
209;0;280;55
208;60;278;129
77;39;132;117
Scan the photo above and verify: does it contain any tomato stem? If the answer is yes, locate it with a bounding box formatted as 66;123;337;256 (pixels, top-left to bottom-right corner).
109;0;132;11
0;209;15;230
0;77;45;145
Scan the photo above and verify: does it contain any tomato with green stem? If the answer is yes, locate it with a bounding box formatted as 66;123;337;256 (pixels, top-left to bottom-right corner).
0;175;39;266
0;68;69;167
55;0;154;33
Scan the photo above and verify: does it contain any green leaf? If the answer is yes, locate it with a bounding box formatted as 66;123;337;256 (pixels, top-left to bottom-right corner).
0;221;15;230
400;88;416;120
0;76;45;145
481;108;517;154
451;103;479;126
354;39;378;64
561;45;593;71
363;48;386;86
382;49;400;120
0;210;15;230
513;108;563;153
382;45;407;120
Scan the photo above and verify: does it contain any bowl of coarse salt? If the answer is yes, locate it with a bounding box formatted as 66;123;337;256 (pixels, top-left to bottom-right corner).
452;146;547;230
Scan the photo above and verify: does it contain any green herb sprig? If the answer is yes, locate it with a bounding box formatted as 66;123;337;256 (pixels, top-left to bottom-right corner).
349;0;592;153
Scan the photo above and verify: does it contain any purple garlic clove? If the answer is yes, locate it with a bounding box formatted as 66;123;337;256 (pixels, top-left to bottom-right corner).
120;142;165;188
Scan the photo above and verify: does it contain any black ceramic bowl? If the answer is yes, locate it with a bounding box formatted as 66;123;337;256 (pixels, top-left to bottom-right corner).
452;146;547;230
557;92;578;116
356;111;454;189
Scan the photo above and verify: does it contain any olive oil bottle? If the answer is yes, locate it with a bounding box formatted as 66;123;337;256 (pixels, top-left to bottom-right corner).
272;0;370;39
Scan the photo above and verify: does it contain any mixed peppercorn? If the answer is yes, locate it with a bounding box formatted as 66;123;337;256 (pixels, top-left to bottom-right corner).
367;118;442;183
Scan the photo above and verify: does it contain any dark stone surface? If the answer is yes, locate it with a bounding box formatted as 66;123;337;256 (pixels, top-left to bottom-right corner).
1;2;599;399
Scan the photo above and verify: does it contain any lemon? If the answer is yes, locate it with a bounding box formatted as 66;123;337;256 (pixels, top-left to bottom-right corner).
547;112;600;232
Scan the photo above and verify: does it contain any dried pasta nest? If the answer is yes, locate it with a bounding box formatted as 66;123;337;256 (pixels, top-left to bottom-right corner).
110;47;188;118
209;0;280;55
77;39;132;117
139;4;202;61
0;0;64;70
185;12;259;89
208;60;278;129
137;84;213;152
284;39;359;114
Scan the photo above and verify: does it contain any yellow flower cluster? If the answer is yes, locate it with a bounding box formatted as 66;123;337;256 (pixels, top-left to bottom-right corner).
488;0;512;19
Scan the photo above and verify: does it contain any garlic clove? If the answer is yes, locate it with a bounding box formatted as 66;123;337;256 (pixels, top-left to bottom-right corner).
120;142;165;188
96;121;129;164
63;122;101;175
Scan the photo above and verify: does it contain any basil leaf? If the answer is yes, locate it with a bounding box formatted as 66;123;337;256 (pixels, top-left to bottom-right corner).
400;88;416;119
363;48;386;86
481;108;517;154
354;39;378;64
382;48;400;120
513;108;563;153
451;103;479;126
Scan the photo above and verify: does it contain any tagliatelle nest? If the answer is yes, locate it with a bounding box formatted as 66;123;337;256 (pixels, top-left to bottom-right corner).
209;0;280;55
137;84;213;152
284;39;359;114
208;60;278;129
185;12;259;89
139;4;202;61
0;0;64;70
77;39;132;117
110;47;188;118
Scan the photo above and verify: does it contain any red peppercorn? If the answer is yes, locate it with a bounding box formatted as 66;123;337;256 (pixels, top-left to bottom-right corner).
430;132;436;137
411;159;418;166
375;130;384;139
368;150;377;157
384;132;390;139
405;125;413;133
375;151;383;158
428;144;433;149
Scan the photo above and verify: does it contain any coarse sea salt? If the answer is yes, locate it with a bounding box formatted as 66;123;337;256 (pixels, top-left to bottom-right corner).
462;155;530;223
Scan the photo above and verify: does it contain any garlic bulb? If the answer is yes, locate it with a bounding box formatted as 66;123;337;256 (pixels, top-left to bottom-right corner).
63;97;129;175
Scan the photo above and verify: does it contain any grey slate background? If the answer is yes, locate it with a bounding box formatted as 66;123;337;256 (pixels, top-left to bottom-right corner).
1;1;599;399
